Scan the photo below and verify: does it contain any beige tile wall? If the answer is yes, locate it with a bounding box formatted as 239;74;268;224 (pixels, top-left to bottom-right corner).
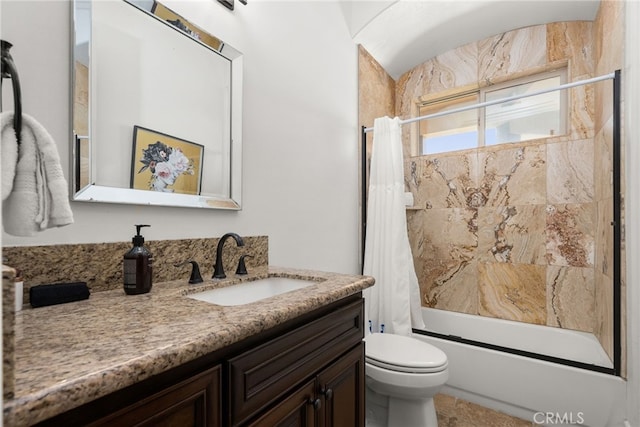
358;45;397;211
397;16;624;364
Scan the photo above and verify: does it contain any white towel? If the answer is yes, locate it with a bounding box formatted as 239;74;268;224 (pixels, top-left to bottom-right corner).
1;113;18;200
2;111;74;236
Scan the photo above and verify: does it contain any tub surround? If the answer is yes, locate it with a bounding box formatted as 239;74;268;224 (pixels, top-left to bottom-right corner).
357;18;613;336
2;265;373;426
399;21;602;333
396;9;624;365
359;8;624;362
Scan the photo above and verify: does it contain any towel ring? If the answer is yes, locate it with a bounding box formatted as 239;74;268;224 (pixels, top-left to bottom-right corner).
1;39;23;143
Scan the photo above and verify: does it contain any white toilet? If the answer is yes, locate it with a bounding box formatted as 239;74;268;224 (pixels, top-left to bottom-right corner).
364;333;449;427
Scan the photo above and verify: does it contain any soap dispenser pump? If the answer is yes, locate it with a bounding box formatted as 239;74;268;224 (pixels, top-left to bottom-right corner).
123;224;153;295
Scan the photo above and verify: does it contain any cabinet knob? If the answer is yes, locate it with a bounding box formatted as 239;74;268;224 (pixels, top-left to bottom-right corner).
308;398;321;410
321;387;333;400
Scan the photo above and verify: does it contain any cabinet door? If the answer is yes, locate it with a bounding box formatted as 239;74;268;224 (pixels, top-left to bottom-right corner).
246;379;317;427
317;343;365;427
89;365;221;427
227;299;363;425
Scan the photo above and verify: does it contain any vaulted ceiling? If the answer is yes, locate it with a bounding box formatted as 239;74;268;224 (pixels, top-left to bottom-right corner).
342;0;600;80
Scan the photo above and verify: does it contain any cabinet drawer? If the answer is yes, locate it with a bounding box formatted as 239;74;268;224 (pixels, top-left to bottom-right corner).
227;299;363;425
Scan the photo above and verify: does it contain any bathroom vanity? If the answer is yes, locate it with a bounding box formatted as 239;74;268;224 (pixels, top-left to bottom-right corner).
2;267;373;426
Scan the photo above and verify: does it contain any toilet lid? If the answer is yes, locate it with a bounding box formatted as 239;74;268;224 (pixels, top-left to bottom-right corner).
364;333;448;373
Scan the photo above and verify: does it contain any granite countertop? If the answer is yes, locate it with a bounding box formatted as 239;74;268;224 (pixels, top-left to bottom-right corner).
3;266;374;426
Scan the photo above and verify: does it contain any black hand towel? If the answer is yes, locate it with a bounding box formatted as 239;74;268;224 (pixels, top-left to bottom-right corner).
29;282;90;308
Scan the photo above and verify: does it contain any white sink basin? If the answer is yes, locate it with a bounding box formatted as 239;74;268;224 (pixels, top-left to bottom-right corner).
187;277;318;306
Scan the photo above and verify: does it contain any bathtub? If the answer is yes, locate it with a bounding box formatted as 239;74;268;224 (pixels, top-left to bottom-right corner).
412;308;627;427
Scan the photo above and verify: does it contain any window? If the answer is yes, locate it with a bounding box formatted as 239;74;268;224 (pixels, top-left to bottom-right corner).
418;69;567;155
420;93;479;155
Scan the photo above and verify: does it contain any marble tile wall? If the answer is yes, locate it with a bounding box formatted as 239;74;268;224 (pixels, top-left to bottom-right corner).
397;15;624;349
405;139;598;330
2;236;268;305
359;46;396;212
359;45;396;131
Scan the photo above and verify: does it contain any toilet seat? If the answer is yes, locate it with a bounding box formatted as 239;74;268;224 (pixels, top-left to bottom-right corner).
364;333;448;374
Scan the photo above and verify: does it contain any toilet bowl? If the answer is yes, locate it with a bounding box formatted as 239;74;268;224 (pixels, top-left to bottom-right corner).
364;333;449;427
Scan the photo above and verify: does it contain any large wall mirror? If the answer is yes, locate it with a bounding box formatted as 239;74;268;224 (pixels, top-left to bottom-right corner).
72;0;242;209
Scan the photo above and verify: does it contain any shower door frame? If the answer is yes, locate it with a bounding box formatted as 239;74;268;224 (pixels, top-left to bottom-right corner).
360;70;623;376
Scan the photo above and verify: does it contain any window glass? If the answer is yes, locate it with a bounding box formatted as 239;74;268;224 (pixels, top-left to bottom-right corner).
484;74;565;145
416;69;567;154
419;94;479;155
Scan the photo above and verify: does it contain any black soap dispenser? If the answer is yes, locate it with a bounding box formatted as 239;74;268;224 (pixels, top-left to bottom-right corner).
123;224;153;295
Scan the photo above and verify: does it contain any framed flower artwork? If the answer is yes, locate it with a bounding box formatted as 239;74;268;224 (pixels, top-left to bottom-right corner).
130;126;204;195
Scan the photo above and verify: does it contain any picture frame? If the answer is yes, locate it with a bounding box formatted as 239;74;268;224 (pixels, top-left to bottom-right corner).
130;125;204;196
151;1;224;51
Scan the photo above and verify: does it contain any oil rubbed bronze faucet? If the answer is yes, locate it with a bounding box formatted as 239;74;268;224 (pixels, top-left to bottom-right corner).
213;232;245;279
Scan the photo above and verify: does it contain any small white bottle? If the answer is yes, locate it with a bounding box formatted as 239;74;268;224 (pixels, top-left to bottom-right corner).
14;268;23;312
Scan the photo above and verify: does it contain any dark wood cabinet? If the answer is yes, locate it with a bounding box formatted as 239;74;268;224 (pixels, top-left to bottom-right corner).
227;299;364;426
37;295;364;427
244;343;364;427
89;365;221;427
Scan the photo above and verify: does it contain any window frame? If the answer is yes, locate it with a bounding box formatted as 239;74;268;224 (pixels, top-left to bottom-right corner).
417;68;568;155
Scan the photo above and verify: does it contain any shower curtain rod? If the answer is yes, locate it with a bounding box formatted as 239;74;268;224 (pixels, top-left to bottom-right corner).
363;71;615;133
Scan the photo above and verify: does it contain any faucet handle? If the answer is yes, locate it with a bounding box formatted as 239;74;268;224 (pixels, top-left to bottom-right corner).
175;261;204;284
235;255;254;275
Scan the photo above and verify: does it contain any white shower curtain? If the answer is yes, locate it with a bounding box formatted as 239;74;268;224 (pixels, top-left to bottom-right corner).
363;116;425;336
